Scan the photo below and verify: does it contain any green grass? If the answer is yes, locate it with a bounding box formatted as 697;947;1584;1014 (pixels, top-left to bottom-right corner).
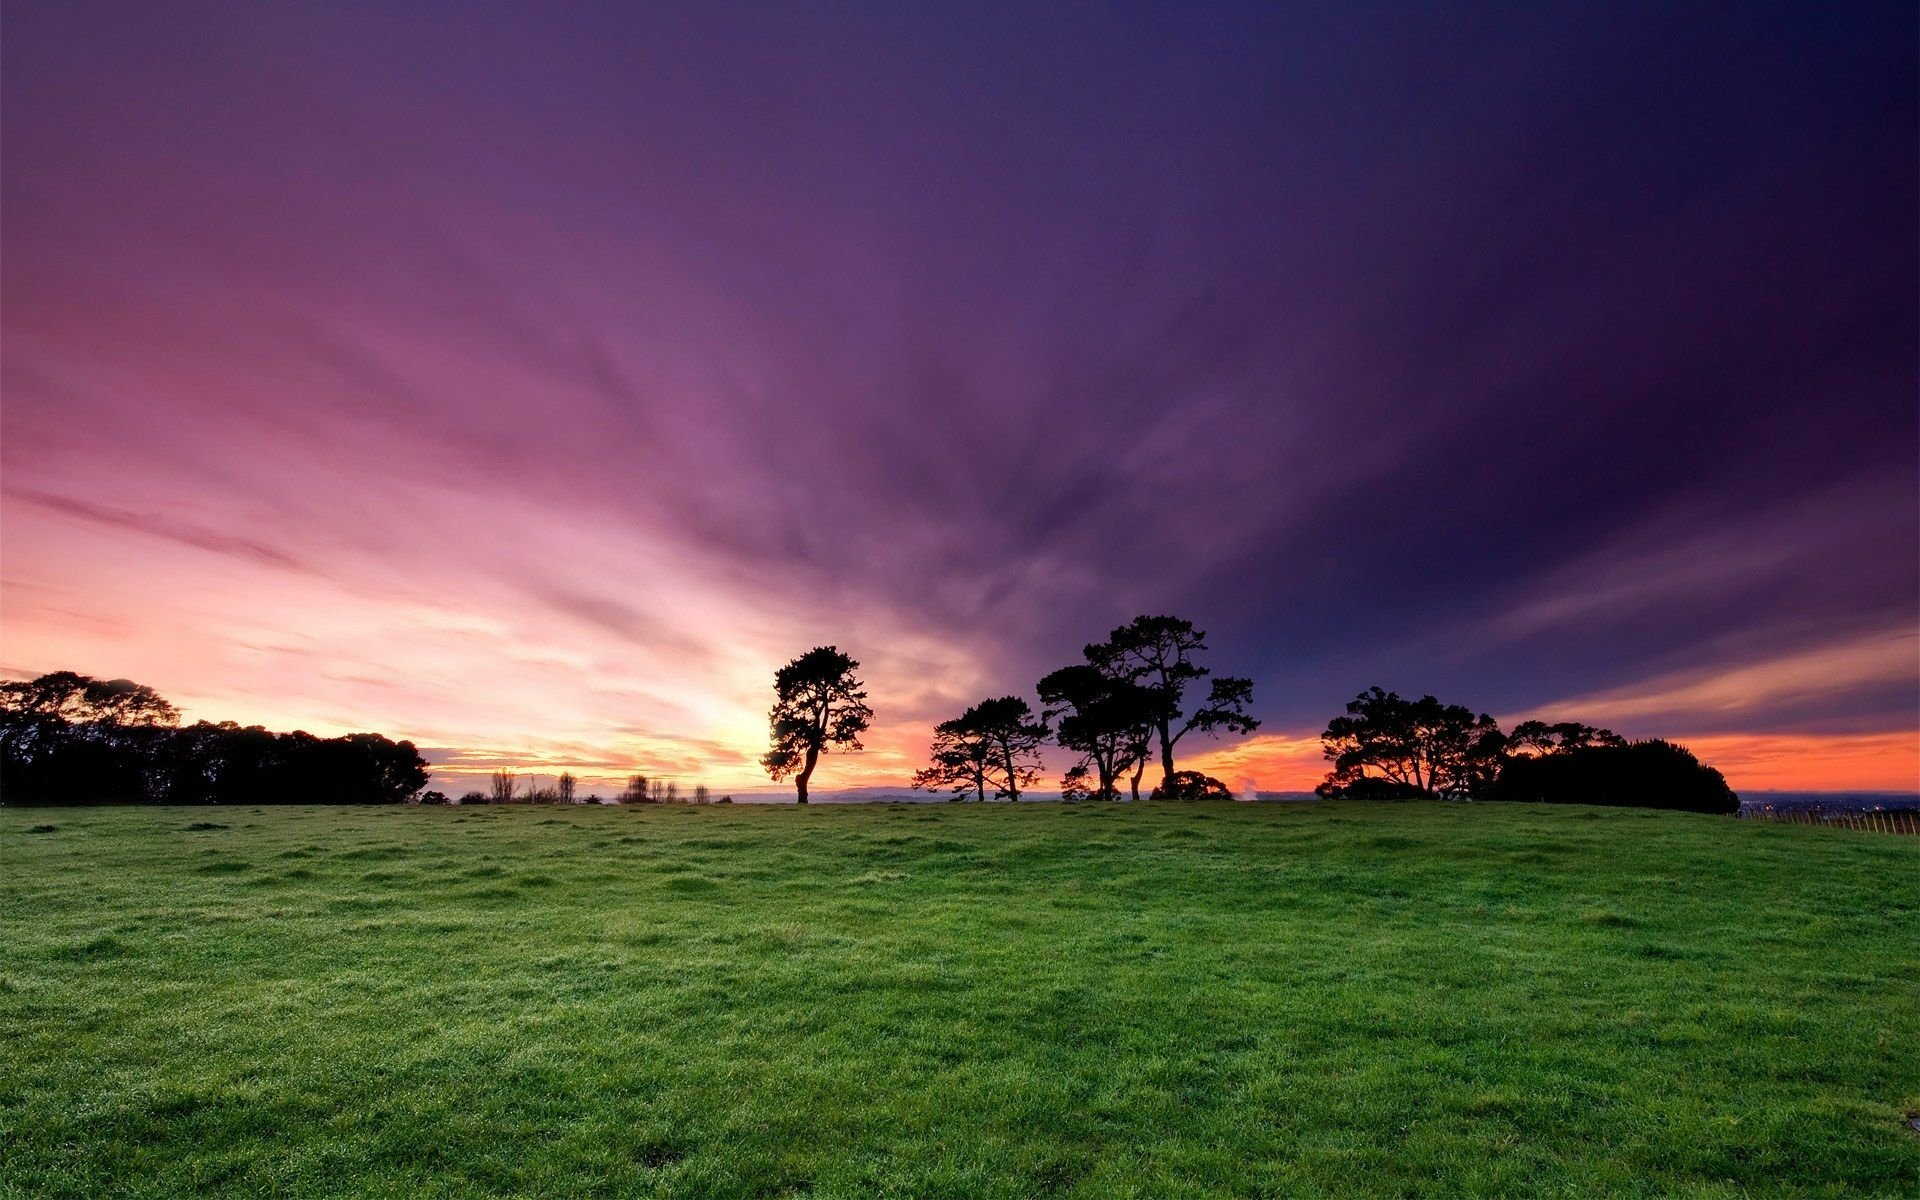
3;801;1916;1198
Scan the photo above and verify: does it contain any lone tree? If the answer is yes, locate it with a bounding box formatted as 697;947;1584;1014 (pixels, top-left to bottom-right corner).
1317;687;1505;800
490;769;518;804
912;696;1049;802
762;646;873;804
1037;663;1158;801
1091;615;1260;796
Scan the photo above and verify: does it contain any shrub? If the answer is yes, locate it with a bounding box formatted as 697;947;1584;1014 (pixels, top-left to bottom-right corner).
1487;739;1737;813
1149;771;1234;800
1316;777;1432;801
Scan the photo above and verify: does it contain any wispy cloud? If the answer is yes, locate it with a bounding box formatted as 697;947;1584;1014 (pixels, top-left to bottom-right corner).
1;3;1912;794
13;490;308;572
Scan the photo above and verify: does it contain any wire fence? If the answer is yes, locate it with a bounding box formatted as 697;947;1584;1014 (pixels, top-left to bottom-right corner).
1739;808;1920;835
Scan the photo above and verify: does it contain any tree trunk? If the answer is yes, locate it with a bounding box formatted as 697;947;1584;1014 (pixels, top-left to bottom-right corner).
795;745;819;804
1003;747;1020;802
1130;757;1145;801
1159;719;1176;794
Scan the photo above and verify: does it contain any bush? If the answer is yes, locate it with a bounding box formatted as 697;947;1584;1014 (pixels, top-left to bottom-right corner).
1149;771;1234;800
459;791;489;805
1487;739;1737;814
1315;776;1432;801
417;790;451;805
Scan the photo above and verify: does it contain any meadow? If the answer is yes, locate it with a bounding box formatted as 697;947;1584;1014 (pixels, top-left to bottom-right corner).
3;800;1916;1199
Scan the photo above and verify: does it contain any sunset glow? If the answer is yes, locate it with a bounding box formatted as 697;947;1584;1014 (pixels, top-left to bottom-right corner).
4;4;1914;800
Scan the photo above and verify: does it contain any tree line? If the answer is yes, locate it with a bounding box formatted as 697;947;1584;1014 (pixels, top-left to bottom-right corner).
0;672;427;805
1316;686;1737;813
3;642;1739;813
766;617;1735;812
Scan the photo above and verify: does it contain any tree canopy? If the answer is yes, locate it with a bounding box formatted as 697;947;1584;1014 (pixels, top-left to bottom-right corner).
761;647;872;804
1;672;426;805
1037;662;1158;801
912;696;1048;801
1;671;179;727
1504;720;1627;757
1487;737;1737;813
1317;687;1505;800
1149;770;1235;801
1316;687;1738;812
1090;615;1259;795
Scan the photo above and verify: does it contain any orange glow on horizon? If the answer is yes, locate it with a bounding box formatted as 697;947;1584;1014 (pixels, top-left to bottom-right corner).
1667;731;1918;793
1174;729;1919;797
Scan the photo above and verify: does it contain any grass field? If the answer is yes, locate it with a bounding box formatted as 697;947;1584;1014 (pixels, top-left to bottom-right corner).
3;800;1916;1198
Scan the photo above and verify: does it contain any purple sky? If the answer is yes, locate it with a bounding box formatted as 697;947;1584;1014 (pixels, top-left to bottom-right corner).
4;1;1916;792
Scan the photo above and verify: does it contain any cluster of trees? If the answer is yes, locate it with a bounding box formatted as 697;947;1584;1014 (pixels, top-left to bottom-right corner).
1317;687;1737;813
1040;615;1259;801
447;772;730;805
3;664;1738;815
760;633;1736;814
761;616;1261;804
444;770;585;805
613;774;725;805
1;672;428;805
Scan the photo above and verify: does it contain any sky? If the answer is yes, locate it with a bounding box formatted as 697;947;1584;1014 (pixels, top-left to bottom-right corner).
3;1;1916;796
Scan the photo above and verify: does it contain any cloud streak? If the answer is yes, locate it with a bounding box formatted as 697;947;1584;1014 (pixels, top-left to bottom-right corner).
2;3;1913;792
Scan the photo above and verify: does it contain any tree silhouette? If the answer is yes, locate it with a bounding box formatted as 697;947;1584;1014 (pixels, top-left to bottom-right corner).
2;672;426;806
762;646;872;804
1489;738;1737;813
912;696;1048;802
1317;687;1505;799
1090;616;1259;795
912;716;996;801
1149;770;1234;800
1;671;179;727
1503;719;1625;758
1038;663;1157;801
